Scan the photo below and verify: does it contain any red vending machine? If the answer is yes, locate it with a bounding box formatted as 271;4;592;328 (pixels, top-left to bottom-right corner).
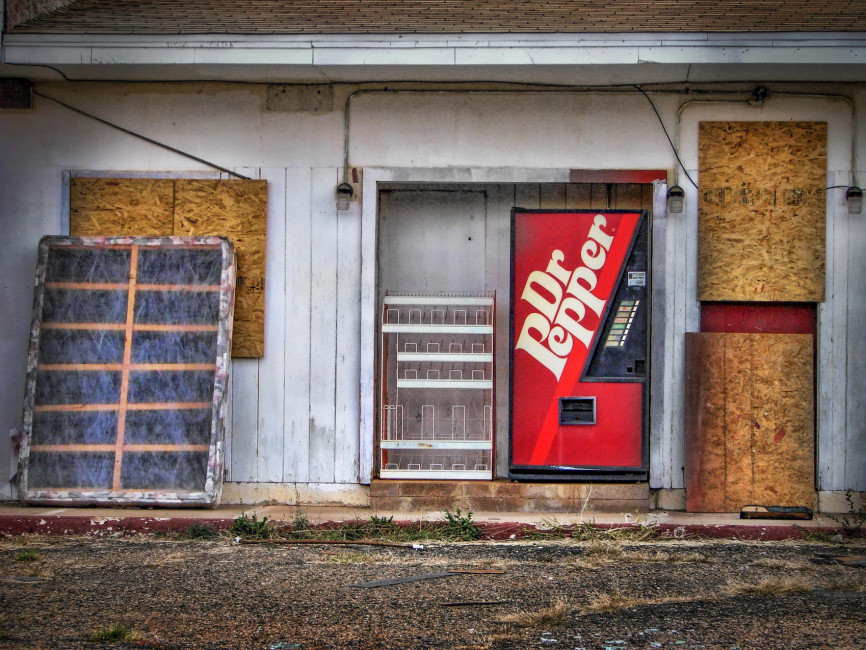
510;210;649;480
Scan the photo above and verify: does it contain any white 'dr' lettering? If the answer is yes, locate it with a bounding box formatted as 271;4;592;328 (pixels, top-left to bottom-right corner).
515;215;615;380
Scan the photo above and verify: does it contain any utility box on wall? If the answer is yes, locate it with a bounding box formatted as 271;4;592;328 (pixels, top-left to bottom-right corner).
510;210;649;480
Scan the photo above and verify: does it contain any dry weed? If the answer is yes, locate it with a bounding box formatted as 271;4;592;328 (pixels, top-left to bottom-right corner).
625;550;712;564
725;577;812;596
750;558;810;570
581;589;643;613
497;600;569;629
822;576;866;592
307;550;394;564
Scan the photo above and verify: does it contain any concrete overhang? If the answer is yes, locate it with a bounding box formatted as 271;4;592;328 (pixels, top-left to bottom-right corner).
2;32;866;83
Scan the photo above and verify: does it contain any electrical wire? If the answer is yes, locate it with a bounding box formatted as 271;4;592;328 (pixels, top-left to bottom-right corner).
633;85;698;189
33;90;250;180
23;69;857;190
342;85;733;187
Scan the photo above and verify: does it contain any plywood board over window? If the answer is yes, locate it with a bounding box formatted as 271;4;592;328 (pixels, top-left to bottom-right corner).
698;122;827;302
70;177;267;357
685;332;815;512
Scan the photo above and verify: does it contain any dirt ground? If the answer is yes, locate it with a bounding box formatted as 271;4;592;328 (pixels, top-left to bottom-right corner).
0;534;863;650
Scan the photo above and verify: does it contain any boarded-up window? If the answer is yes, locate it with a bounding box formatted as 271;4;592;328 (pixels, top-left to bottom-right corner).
697;122;826;302
685;332;815;512
70;177;266;357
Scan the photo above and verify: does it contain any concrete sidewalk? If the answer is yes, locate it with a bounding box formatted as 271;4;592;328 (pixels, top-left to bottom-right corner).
0;502;854;541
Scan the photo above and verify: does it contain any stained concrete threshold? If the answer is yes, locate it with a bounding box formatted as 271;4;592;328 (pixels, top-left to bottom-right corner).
0;503;853;540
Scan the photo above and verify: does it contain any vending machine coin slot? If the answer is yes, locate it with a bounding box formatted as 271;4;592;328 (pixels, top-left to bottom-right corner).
559;397;596;425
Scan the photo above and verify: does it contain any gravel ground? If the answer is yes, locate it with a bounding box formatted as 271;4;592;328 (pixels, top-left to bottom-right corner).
0;535;863;649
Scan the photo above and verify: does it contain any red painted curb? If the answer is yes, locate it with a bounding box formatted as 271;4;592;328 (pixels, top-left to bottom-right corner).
0;516;232;536
0;515;852;541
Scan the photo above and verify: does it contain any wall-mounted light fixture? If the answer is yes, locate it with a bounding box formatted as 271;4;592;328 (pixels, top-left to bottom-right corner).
846;186;863;215
336;182;354;211
667;185;685;214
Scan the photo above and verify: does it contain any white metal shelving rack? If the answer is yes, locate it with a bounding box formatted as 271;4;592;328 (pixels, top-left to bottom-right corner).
379;293;494;480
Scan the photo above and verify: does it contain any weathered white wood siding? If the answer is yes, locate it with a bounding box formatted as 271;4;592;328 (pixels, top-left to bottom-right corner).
227;167;363;485
0;86;862;497
818;169;866;492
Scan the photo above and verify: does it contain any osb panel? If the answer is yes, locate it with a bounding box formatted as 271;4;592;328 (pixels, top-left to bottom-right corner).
70;177;267;357
722;334;755;512
685;333;727;512
750;335;814;508
70;178;174;237
698;121;826;302
686;332;815;512
174;179;268;357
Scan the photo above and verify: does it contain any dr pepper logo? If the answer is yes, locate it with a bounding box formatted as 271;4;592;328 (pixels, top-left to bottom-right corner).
514;214;614;380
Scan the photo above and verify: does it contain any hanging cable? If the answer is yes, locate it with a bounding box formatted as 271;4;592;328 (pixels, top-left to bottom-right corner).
33;90;250;180
633;85;698;189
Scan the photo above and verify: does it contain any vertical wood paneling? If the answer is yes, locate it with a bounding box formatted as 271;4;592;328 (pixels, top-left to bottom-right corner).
222;171;234;482
649;180;669;488
669;180;690;489
256;168;287;482
308;168;339;483
612;183;643;209
359;170;380;484
845;170;866;490
334;175;362;484
283;168;313;483
486;185;516;478
818;171;850;491
229;168;261;483
515;184;540;209
723;334;754;510
539;183;565;209
684;333;726;512
231;363;260;482
566;183;592;208
680;180;701;488
590;183;610;209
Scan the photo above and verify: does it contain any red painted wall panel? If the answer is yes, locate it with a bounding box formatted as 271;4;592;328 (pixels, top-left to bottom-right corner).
701;302;816;334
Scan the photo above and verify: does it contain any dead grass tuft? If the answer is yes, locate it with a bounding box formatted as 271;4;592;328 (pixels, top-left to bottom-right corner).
625;550;712;564
567;541;624;569
822;576;866;592
581;589;643;613
497;600;568;629
307;550;395;564
750;558;809;570
725;577;812;596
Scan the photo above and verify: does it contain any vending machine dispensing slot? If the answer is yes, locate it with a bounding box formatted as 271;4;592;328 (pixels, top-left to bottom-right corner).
510;210;649;481
559;397;596;425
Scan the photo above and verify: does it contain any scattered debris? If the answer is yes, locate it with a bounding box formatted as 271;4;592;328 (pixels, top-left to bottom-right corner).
740;505;813;520
350;572;457;588
811;554;866;567
1;576;47;583
440;600;509;607
241;539;414;548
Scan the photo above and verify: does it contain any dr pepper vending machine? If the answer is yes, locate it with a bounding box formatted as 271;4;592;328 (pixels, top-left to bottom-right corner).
510;210;649;480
